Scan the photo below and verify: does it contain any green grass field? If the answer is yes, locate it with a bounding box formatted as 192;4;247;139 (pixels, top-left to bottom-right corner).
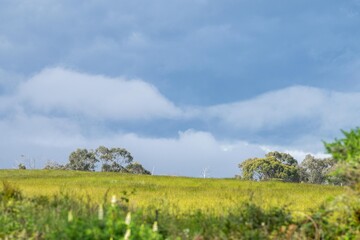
0;170;344;215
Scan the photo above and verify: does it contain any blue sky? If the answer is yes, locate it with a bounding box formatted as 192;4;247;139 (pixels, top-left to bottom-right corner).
1;0;360;177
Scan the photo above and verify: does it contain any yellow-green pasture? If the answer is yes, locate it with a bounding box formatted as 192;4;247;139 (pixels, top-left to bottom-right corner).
0;170;344;215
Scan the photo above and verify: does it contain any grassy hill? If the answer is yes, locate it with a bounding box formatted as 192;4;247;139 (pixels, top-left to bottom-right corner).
2;170;358;239
0;170;343;215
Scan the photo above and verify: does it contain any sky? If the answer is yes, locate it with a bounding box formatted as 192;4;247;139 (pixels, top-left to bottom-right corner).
1;0;360;177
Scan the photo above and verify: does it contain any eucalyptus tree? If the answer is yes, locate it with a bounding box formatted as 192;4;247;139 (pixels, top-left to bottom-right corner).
96;146;133;172
66;148;98;171
299;155;336;184
65;146;150;174
265;151;298;166
239;154;300;182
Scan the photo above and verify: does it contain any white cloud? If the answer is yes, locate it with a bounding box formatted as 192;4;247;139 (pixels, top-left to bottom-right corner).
204;86;324;130
203;85;360;134
16;67;181;120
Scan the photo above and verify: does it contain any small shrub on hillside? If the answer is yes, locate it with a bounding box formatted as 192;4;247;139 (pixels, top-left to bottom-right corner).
43;160;67;170
17;163;26;170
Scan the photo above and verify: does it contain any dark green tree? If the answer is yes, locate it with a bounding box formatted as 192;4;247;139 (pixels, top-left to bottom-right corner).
125;162;151;175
